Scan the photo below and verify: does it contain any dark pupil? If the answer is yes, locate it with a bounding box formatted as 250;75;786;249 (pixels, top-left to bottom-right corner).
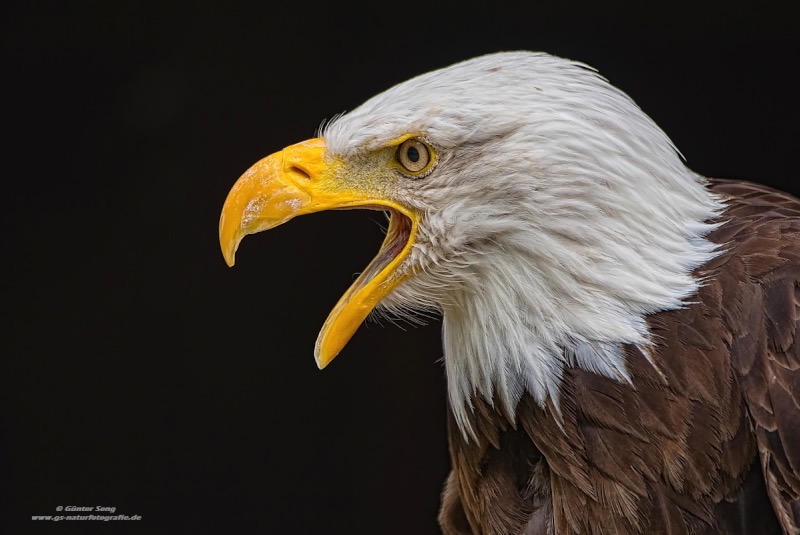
406;146;420;163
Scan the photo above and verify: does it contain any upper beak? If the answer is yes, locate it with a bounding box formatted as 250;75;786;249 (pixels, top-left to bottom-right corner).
220;138;336;267
219;138;418;368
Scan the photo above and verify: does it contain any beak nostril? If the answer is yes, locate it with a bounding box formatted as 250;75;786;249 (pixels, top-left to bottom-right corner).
288;165;312;180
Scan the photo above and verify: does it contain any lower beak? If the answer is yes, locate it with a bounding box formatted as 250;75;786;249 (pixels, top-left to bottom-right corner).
219;138;418;368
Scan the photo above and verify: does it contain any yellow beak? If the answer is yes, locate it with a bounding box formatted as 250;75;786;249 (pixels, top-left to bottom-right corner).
219;138;418;368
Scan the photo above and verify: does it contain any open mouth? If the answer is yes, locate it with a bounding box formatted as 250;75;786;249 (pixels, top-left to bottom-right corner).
217;137;421;367
309;204;417;367
346;207;414;296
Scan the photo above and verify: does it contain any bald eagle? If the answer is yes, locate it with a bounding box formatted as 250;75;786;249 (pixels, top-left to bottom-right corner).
219;52;800;534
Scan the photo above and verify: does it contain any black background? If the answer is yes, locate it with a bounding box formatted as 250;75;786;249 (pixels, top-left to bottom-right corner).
2;1;798;533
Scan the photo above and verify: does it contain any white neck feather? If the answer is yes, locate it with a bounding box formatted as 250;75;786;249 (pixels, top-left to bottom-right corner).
437;167;722;437
435;170;722;439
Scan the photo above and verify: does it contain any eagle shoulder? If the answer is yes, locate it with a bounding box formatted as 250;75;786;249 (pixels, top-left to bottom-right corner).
707;178;800;534
439;179;800;534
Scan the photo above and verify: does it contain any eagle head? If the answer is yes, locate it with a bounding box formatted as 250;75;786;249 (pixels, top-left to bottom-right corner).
219;51;722;434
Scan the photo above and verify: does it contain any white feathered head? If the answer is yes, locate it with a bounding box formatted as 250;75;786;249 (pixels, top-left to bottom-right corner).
220;51;722;434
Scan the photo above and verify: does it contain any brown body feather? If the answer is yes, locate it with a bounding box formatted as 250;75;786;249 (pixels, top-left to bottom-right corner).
438;179;800;534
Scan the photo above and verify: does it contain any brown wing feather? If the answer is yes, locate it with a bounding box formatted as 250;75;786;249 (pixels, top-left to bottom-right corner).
438;179;800;534
709;179;800;534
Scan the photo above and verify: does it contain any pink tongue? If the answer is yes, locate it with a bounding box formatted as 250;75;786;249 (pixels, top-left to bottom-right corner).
358;216;410;288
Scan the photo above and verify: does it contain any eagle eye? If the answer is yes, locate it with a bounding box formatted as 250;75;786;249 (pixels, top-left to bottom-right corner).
396;138;432;174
